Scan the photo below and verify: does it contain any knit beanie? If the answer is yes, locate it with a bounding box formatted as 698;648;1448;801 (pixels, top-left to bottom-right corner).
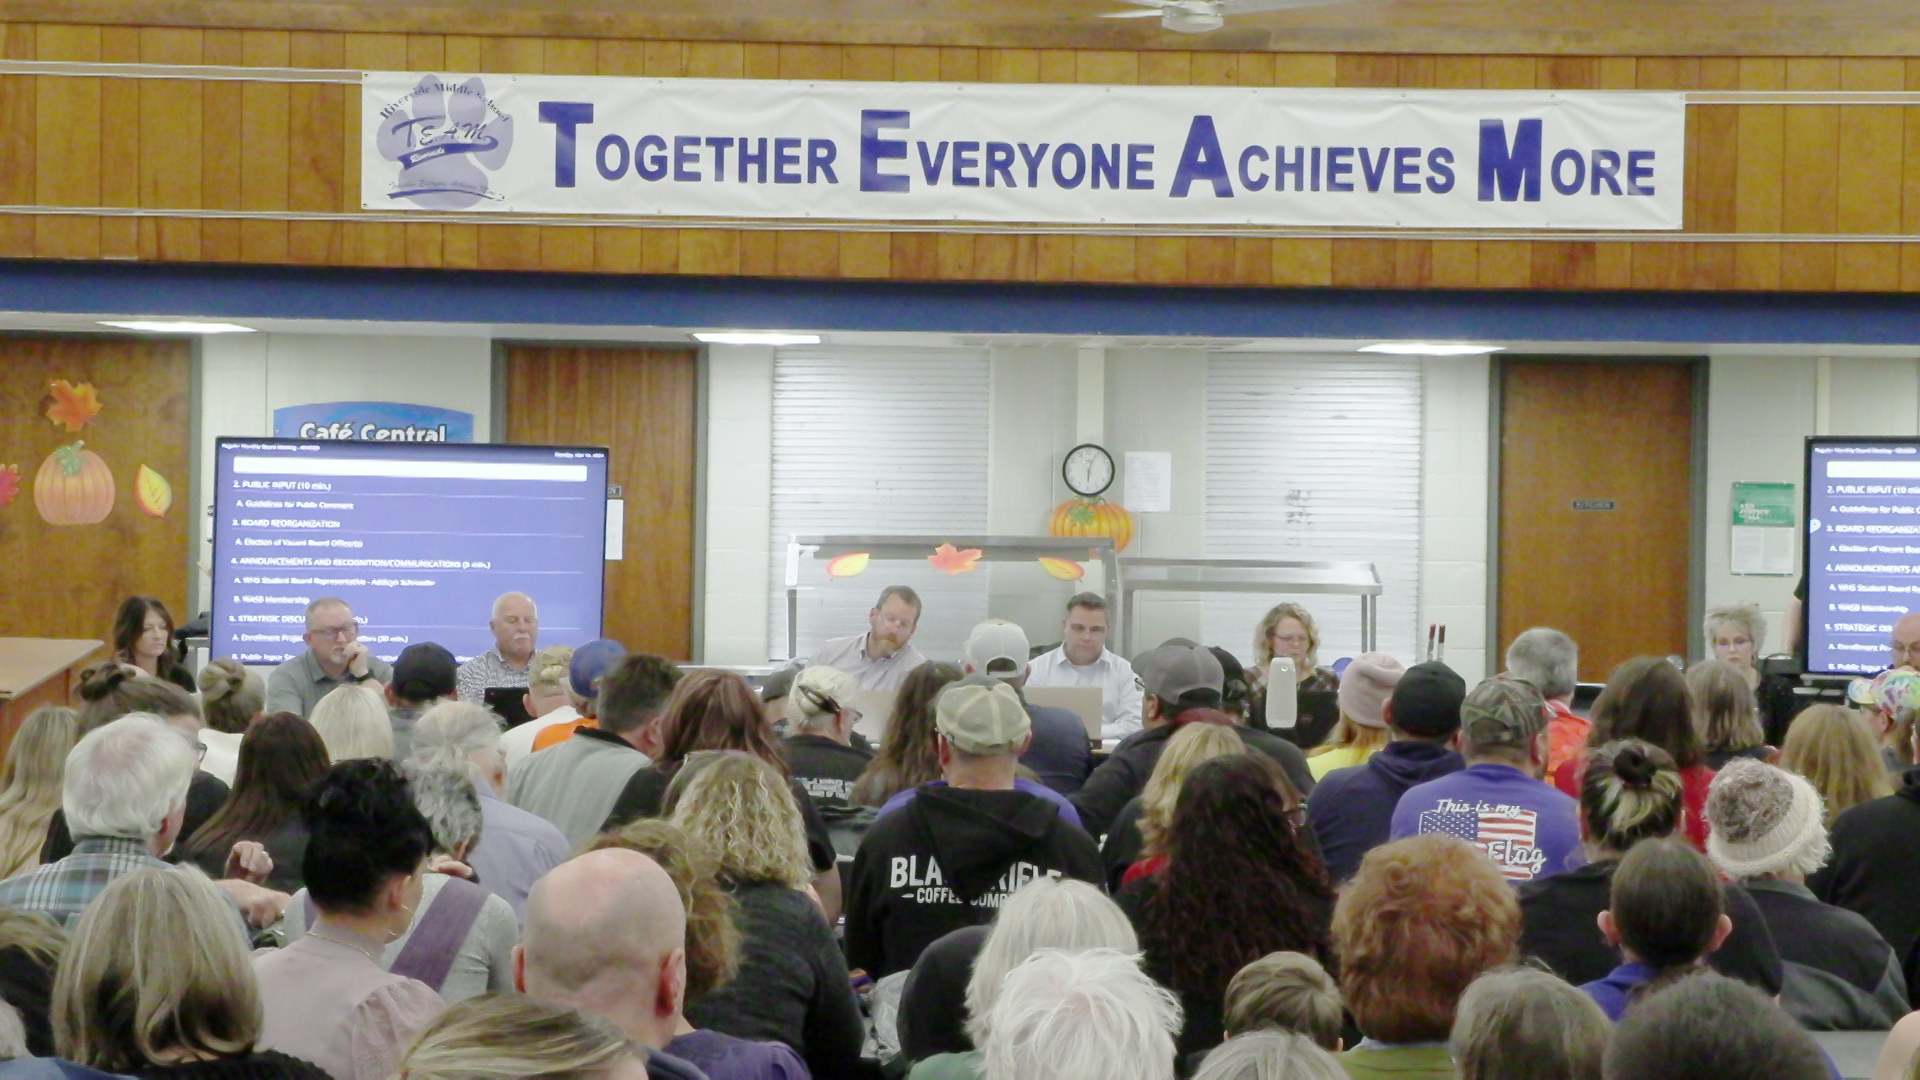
1704;757;1830;881
1338;653;1405;730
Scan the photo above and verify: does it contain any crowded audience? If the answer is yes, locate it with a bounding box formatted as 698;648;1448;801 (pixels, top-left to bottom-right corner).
17;589;1920;1080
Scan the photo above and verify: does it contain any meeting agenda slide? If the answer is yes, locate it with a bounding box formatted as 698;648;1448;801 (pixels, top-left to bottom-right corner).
212;438;608;665
1807;437;1920;674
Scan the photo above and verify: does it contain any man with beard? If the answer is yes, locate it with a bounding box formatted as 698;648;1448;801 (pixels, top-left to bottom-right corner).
457;591;541;703
265;596;393;717
809;585;929;692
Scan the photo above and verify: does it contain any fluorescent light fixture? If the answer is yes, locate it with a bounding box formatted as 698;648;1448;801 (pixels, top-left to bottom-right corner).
1359;342;1505;356
692;331;821;346
98;320;257;334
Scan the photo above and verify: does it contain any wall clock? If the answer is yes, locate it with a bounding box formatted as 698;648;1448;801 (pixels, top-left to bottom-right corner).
1062;443;1116;498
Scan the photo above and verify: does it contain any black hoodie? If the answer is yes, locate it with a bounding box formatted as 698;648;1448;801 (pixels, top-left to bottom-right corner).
1811;765;1920;968
844;783;1103;978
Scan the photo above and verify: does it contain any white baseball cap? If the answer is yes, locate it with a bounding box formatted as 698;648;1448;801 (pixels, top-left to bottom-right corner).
966;619;1030;680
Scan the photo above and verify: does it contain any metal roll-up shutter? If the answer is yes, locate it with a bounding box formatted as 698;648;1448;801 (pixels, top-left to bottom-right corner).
1204;354;1424;669
769;347;992;661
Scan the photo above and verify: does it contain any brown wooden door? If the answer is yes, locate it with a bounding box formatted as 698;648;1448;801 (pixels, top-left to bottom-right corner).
503;346;698;660
0;336;191;644
1498;361;1697;681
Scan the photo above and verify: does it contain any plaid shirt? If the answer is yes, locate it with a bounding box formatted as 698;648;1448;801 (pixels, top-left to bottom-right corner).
0;835;168;929
456;648;530;705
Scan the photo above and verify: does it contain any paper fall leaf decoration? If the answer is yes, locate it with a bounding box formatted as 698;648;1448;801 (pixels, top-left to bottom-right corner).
0;464;18;507
928;543;983;575
826;552;871;578
1037;557;1085;581
134;464;173;517
45;380;102;432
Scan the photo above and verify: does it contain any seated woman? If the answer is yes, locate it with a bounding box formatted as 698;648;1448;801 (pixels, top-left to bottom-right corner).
1119;754;1335;1060
1305;654;1402;780
1450;967;1610;1080
1555;656;1713;849
183;712;332;894
0;705;77;882
111;595;196;693
666;751;864;1079
851;662;962;808
52;864;328;1080
1248;603;1342;745
1333;834;1520;1080
1705;757;1907;1030
1517;739;1783;992
253;759;444;1080
197;659;267;785
1100;721;1244;891
1578;838;1733;1020
279;763;517;1004
395;993;655;1080
1687;659;1772;770
1781;704;1894;824
1705;602;1802;747
907;878;1141;1080
585;819;742;1011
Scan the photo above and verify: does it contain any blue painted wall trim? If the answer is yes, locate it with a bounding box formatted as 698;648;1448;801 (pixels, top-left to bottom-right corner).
6;258;1920;344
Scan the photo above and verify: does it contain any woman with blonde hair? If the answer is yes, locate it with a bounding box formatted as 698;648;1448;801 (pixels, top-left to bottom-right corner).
584;819;741;1005
1252;603;1342;746
1305;654;1403;780
53;864;328;1079
664;751;864;1078
0;705;77;881
1099;721;1245;891
1688;659;1770;770
198;658;265;784
1782;705;1894;825
395;993;646;1080
308;682;395;762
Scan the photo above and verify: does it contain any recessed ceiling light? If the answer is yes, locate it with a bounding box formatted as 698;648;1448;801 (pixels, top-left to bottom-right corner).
692;332;822;346
98;320;257;334
1359;342;1505;356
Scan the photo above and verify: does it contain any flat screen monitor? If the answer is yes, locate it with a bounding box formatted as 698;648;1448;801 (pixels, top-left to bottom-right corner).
1804;436;1920;675
211;438;608;666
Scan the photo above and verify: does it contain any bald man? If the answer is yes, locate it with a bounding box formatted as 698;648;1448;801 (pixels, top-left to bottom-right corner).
516;850;810;1080
1893;612;1920;673
457;592;540;704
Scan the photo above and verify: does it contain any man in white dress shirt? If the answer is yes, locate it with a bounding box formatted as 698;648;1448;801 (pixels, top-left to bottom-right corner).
808;585;929;691
1024;592;1143;740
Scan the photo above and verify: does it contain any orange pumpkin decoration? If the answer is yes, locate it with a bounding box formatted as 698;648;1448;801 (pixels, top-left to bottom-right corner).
34;441;115;525
1049;496;1133;552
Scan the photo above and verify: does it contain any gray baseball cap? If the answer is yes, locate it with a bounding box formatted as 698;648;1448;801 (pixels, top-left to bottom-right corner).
1135;643;1225;703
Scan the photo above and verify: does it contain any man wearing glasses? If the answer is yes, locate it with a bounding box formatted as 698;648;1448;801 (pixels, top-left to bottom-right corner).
265;596;392;717
1891;612;1920;673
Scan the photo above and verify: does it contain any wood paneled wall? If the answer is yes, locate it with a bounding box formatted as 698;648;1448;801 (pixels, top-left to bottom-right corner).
2;24;1920;290
0;335;191;643
502;346;698;660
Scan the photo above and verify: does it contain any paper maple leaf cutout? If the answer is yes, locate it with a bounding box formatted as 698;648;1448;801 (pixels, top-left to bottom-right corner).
45;380;102;432
0;464;17;507
927;542;984;575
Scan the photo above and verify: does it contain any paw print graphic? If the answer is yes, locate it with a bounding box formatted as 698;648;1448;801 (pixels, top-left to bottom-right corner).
376;76;515;210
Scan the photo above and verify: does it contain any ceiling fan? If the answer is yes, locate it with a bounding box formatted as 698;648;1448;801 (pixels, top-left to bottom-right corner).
1100;0;1361;34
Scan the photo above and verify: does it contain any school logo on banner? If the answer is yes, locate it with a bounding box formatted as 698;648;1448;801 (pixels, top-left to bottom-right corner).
373;76;516;210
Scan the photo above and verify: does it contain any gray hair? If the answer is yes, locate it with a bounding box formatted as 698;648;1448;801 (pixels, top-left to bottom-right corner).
492;592;538;620
303;597;351;631
1194;1031;1347;1080
1450;966;1610;1080
982;948;1181;1080
407;700;506;792
965;878;1139;1045
308;684;394;763
1704;603;1768;656
1505;628;1579;702
402;761;484;856
64;713;194;841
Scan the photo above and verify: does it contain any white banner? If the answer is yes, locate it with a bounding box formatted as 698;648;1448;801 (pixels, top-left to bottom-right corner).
361;73;1686;230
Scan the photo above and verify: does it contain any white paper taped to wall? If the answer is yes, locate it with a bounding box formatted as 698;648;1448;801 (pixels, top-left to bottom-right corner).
606;499;625;561
1125;451;1173;513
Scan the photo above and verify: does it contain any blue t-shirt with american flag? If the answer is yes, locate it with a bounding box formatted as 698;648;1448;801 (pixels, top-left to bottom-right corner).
1388;762;1582;883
